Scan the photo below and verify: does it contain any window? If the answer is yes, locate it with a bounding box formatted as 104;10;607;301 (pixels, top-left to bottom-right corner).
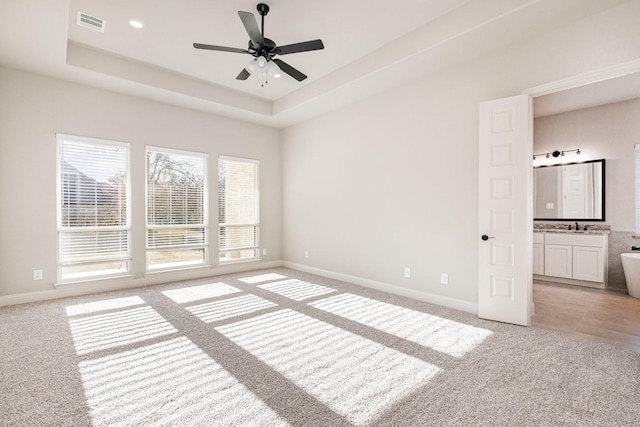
218;156;259;262
146;147;208;270
57;134;130;280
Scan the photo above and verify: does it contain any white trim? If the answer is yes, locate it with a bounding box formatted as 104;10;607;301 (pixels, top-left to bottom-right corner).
284;262;479;314
0;260;284;307
219;155;260;164
56;133;131;148
521;59;640;98
1;261;477;312
54;273;136;287
146;145;209;159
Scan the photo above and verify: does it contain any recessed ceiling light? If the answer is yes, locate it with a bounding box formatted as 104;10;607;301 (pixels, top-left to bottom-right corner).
129;20;144;29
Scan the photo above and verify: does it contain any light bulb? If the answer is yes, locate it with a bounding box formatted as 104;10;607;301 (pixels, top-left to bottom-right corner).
256;56;268;69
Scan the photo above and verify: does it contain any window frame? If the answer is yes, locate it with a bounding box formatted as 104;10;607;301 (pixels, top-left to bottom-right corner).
218;155;260;264
56;133;132;282
145;146;209;272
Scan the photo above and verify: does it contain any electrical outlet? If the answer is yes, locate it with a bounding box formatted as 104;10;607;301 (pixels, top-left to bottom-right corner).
441;273;449;285
404;267;411;278
262;248;267;256
304;250;309;259
33;269;43;281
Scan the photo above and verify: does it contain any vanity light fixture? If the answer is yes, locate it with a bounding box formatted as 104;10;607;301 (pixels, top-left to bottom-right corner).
533;148;581;161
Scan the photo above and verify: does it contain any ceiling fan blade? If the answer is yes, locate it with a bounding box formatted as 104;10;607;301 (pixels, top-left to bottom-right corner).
238;11;264;48
193;43;249;54
275;39;324;55
273;59;307;81
236;68;251;80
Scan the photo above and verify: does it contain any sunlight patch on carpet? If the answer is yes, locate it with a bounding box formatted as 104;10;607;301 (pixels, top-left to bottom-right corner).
161;282;241;304
187;294;278;323
309;294;493;358
78;337;288;427
238;272;288;284
216;309;440;426
67;306;177;355
65;296;146;316
258;279;337;301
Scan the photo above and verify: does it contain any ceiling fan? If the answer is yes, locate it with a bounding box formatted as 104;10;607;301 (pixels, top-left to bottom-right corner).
193;3;324;83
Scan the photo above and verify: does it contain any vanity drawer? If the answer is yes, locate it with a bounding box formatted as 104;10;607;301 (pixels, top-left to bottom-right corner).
533;232;544;244
544;233;605;247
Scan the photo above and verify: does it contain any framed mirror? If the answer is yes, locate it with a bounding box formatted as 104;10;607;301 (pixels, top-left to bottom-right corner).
533;159;605;221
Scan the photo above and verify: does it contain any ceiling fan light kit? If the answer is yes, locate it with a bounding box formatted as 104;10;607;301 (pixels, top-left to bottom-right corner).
193;3;324;85
244;55;281;87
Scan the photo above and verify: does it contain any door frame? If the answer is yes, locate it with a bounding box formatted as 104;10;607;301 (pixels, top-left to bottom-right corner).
485;59;640;322
520;59;640;99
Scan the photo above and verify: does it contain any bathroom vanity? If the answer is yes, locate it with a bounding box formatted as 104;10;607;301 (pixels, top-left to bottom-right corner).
533;227;609;289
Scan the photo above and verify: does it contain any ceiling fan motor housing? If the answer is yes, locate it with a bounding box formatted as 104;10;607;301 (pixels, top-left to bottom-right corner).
257;3;270;16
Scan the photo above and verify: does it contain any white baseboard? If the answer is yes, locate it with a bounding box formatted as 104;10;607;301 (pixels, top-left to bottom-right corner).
0;260;284;307
1;261;477;314
283;262;478;314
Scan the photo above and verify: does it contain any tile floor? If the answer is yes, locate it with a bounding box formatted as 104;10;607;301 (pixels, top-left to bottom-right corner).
531;280;640;353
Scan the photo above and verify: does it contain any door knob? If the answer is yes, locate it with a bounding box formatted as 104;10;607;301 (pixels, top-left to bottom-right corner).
481;235;495;241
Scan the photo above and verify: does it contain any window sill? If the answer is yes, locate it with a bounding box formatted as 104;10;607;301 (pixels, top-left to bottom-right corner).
218;258;261;266
143;264;213;278
54;273;136;288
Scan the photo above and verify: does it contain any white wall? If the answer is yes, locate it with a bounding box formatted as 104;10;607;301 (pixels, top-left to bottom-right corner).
0;67;282;298
534;98;640;232
282;1;640;304
2;1;639;306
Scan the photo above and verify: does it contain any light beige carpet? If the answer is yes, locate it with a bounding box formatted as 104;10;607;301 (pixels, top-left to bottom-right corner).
1;267;639;426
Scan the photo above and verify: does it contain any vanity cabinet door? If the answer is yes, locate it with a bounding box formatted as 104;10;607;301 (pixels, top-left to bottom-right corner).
573;246;605;282
533;243;544;275
544;244;572;278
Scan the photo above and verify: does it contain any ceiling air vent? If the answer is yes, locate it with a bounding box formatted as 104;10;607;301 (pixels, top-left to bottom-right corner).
77;11;105;32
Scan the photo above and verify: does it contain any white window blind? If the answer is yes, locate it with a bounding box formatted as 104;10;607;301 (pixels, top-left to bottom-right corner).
636;144;640;234
57;134;130;280
146;147;208;270
218;157;259;263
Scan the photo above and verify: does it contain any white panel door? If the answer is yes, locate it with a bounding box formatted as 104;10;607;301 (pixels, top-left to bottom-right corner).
478;94;531;326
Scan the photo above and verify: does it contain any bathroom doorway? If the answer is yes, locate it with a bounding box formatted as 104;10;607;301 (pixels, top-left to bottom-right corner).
523;60;640;344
